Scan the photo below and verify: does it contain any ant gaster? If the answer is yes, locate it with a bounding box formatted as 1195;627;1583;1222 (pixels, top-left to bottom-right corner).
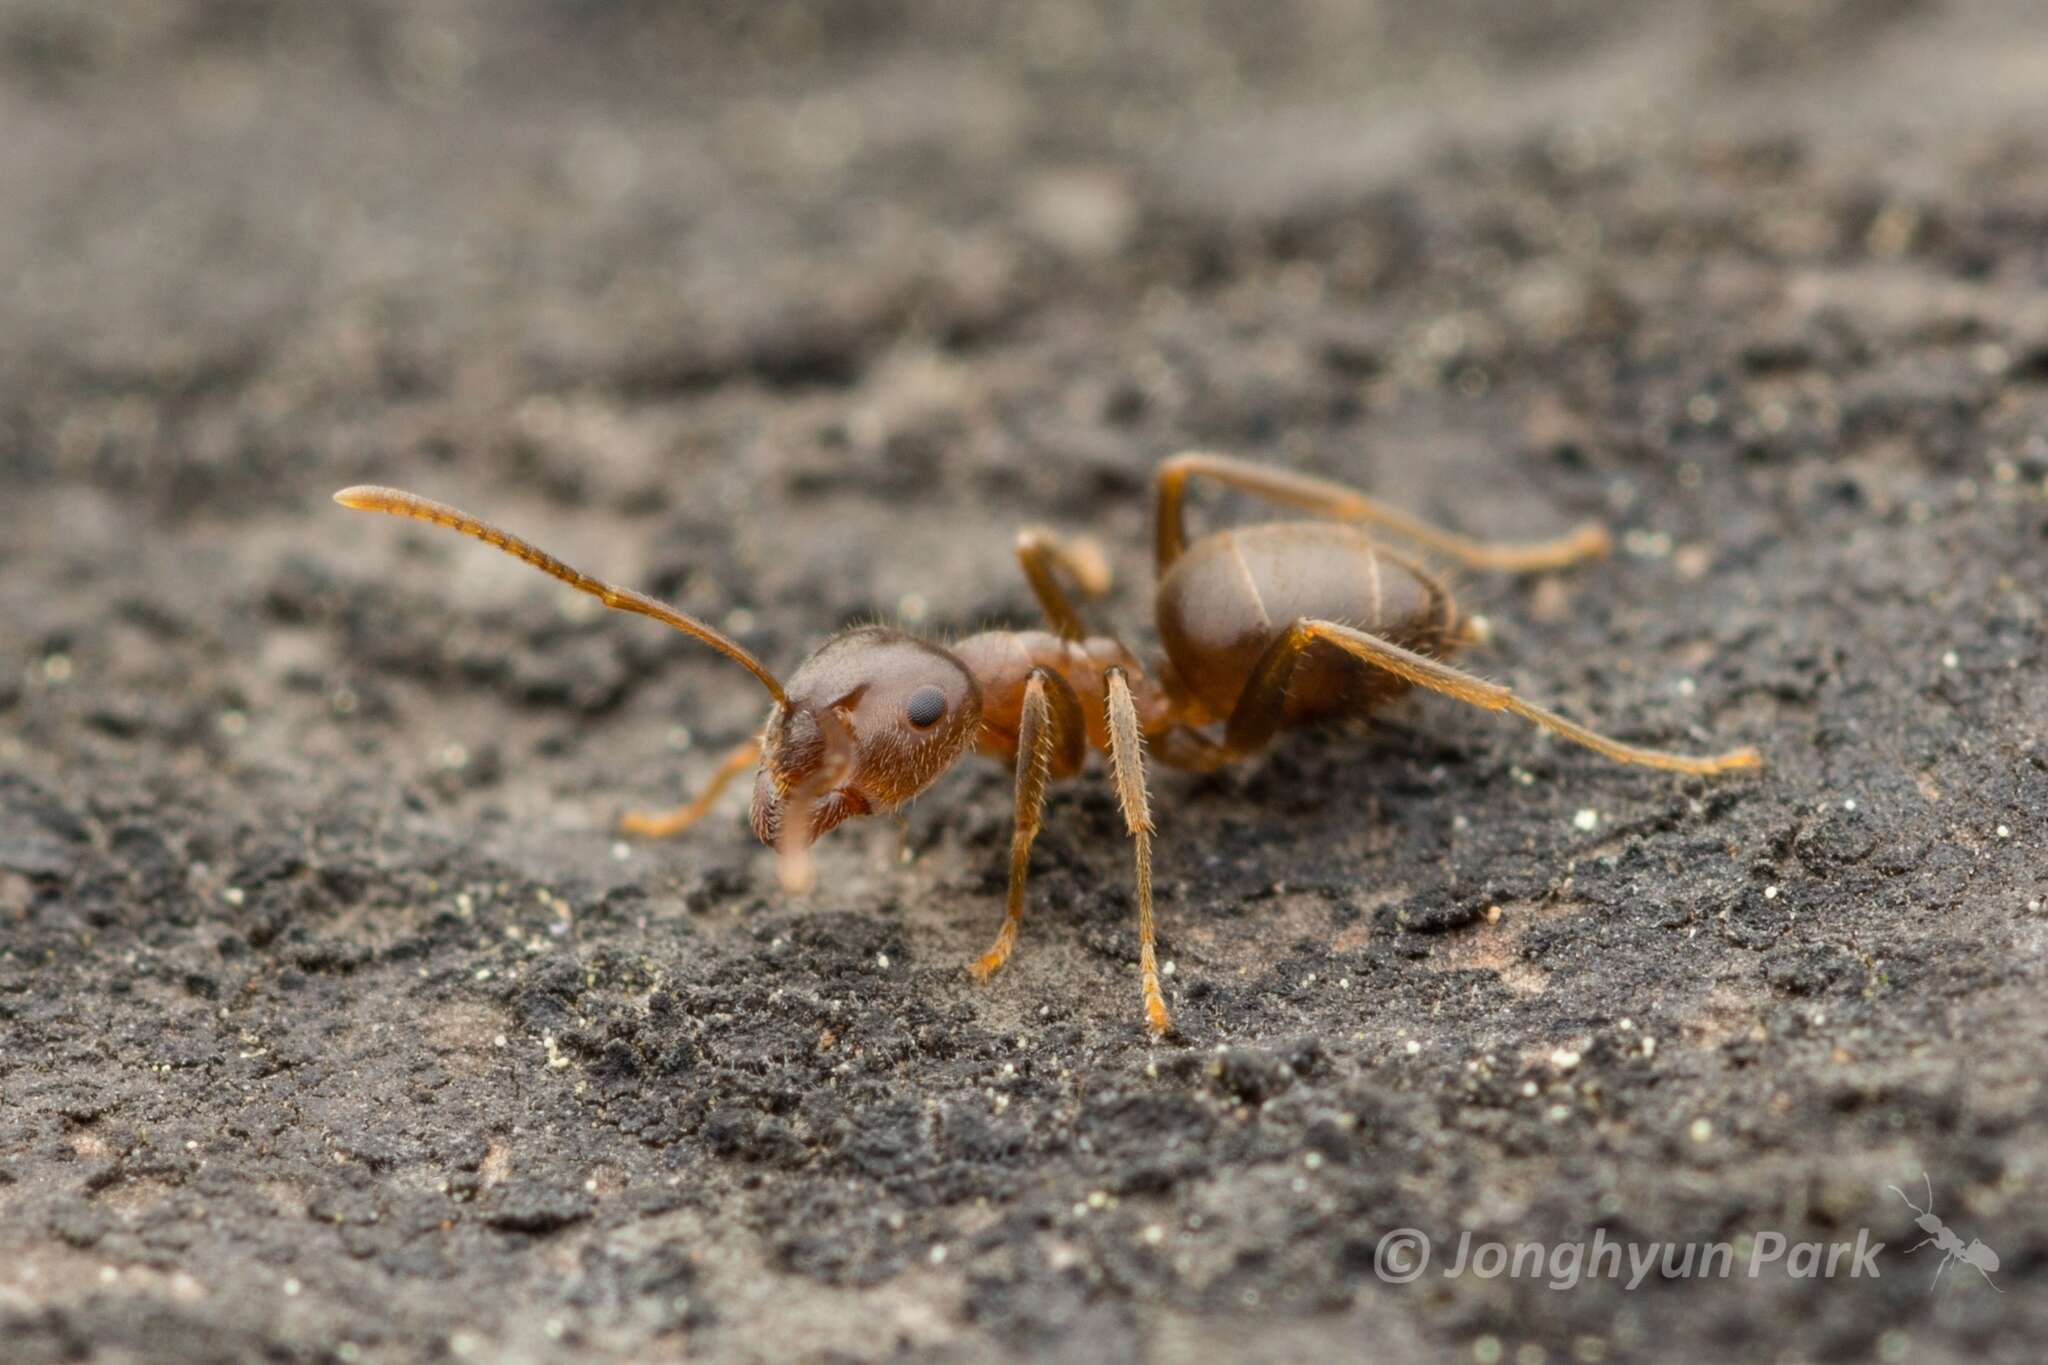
336;454;1761;1036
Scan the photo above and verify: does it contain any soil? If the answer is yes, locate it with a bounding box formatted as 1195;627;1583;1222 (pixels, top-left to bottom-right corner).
3;3;2046;1362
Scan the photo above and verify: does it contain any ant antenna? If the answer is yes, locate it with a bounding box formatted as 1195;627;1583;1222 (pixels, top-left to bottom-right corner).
1887;1171;1941;1217
334;486;786;703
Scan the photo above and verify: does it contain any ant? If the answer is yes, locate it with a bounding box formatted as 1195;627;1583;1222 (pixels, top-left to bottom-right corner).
1888;1173;2003;1293
335;453;1760;1036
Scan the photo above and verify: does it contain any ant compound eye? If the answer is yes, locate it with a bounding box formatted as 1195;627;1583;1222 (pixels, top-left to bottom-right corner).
905;685;947;729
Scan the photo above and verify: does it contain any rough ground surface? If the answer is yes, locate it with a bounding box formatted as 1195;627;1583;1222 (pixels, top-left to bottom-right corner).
3;3;2046;1362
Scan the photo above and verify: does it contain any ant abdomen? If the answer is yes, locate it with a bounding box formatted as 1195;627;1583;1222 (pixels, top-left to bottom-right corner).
1157;521;1453;724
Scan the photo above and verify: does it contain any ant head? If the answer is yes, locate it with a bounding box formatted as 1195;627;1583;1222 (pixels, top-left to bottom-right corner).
749;627;983;850
328;488;981;890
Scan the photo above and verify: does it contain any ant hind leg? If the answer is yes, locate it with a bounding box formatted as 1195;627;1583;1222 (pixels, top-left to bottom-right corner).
1153;452;1610;574
1225;620;1761;775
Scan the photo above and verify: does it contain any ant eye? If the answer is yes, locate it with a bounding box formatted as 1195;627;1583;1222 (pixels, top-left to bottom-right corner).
905;685;947;728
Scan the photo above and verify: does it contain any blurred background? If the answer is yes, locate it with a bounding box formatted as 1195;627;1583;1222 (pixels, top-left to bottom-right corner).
4;4;2047;1364
7;0;2045;522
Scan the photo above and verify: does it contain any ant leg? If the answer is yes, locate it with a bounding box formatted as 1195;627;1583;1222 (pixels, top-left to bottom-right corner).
969;670;1065;981
1014;527;1112;641
619;736;762;838
1105;669;1170;1036
1231;620;1763;774
1149;726;1232;773
1153;452;1610;574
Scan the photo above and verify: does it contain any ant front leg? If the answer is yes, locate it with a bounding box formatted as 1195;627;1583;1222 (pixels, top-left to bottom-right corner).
970;668;1083;981
619;735;763;838
1153;452;1611;574
1105;668;1170;1036
1013;527;1112;641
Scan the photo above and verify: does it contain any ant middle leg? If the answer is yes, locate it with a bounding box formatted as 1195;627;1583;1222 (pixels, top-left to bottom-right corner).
1153;452;1611;574
619;734;763;837
1014;526;1112;641
1223;620;1762;775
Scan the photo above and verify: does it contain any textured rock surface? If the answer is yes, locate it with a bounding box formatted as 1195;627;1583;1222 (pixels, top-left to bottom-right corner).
3;3;2045;1361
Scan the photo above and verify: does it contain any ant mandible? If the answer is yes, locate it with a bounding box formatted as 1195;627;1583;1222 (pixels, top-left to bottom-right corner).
335;453;1761;1036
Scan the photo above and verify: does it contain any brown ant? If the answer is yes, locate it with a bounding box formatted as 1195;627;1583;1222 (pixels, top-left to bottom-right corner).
335;454;1760;1036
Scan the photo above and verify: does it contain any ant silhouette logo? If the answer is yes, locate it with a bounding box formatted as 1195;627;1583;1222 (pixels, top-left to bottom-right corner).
1887;1174;2002;1294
